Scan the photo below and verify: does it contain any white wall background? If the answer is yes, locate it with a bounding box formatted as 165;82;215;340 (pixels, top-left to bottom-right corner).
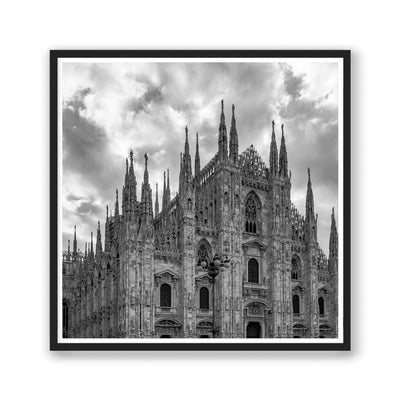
0;1;398;398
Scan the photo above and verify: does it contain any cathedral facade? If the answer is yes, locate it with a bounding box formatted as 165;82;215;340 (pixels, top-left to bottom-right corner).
62;101;338;339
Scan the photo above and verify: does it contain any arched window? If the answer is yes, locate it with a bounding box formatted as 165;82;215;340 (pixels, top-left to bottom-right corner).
291;257;301;280
318;297;325;315
160;284;172;307
245;193;260;233
248;258;259;283
199;287;209;309
293;294;300;314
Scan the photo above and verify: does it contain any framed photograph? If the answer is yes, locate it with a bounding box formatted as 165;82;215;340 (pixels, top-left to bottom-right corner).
50;50;350;351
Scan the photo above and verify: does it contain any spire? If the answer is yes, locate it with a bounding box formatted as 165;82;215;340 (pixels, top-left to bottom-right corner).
162;170;167;211
85;242;87;258
306;168;314;217
90;231;94;257
218;99;228;160
229;104;239;163
166;169;171;204
195;132;200;177
115;188;119;216
96;220;102;256
129;149;134;174
125;157;129;183
143;153;149;184
106;204;109;221
180;126;193;194
185;126;189;154
67;239;71;261
269;120;278;176
155;183;159;216
329;207;338;264
279;123;288;178
140;152;153;221
73;225;77;256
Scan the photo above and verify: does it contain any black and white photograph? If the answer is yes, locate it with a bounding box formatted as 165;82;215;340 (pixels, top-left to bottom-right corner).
51;51;350;350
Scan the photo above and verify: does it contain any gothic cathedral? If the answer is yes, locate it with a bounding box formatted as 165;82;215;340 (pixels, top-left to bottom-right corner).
62;101;338;339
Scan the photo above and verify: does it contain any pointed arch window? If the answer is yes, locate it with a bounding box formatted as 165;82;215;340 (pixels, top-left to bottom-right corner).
293;294;300;314
291;256;302;280
248;258;259;283
318;297;325;315
199;287;209;310
160;283;172;307
245;193;260;233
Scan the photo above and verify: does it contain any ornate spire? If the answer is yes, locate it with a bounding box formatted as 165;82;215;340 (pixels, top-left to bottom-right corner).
73;225;77;256
306;168;314;217
180;126;192;194
155;182;159;216
229;104;239;163
279;123;288;178
144;153;149;184
90;231;94;257
129;149;134;174
166;169;171;204
125;157;129;183
106;204;109;221
329;207;338;264
269;120;278;176
96;220;102;256
140;153;153;222
218;99;228;160
85;242;87;258
184;126;189;154
195;132;200;177
114;188;119;216
162;170;167;211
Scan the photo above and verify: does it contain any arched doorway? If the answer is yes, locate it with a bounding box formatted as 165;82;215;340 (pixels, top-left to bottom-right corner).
246;322;262;338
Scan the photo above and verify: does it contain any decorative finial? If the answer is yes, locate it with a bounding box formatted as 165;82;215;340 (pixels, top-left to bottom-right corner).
116;188;118;199
98;220;100;229
232;104;235;115
281;123;284;135
308;167;311;178
144;153;148;166
221;99;224;112
272;120;275;132
332;207;335;215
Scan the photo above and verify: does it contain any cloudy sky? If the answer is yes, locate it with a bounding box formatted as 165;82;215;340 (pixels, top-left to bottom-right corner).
62;60;339;254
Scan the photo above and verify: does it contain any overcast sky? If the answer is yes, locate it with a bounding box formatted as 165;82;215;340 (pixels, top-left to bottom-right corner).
62;60;338;254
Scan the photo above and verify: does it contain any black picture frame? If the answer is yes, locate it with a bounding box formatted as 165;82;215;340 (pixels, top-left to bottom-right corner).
50;50;350;351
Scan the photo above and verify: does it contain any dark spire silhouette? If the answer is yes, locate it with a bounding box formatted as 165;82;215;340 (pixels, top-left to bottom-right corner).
329;207;338;265
90;231;94;257
180;126;192;193
218;100;228;160
279;123;288;178
269;120;278;176
96;220;102;256
166;169;171;204
140;153;153;221
195;132;200;177
229;104;239;163
162;170;167;211
306;168;314;218
73;225;77;256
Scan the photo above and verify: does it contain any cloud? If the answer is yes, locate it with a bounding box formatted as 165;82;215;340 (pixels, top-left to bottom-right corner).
62;61;338;253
